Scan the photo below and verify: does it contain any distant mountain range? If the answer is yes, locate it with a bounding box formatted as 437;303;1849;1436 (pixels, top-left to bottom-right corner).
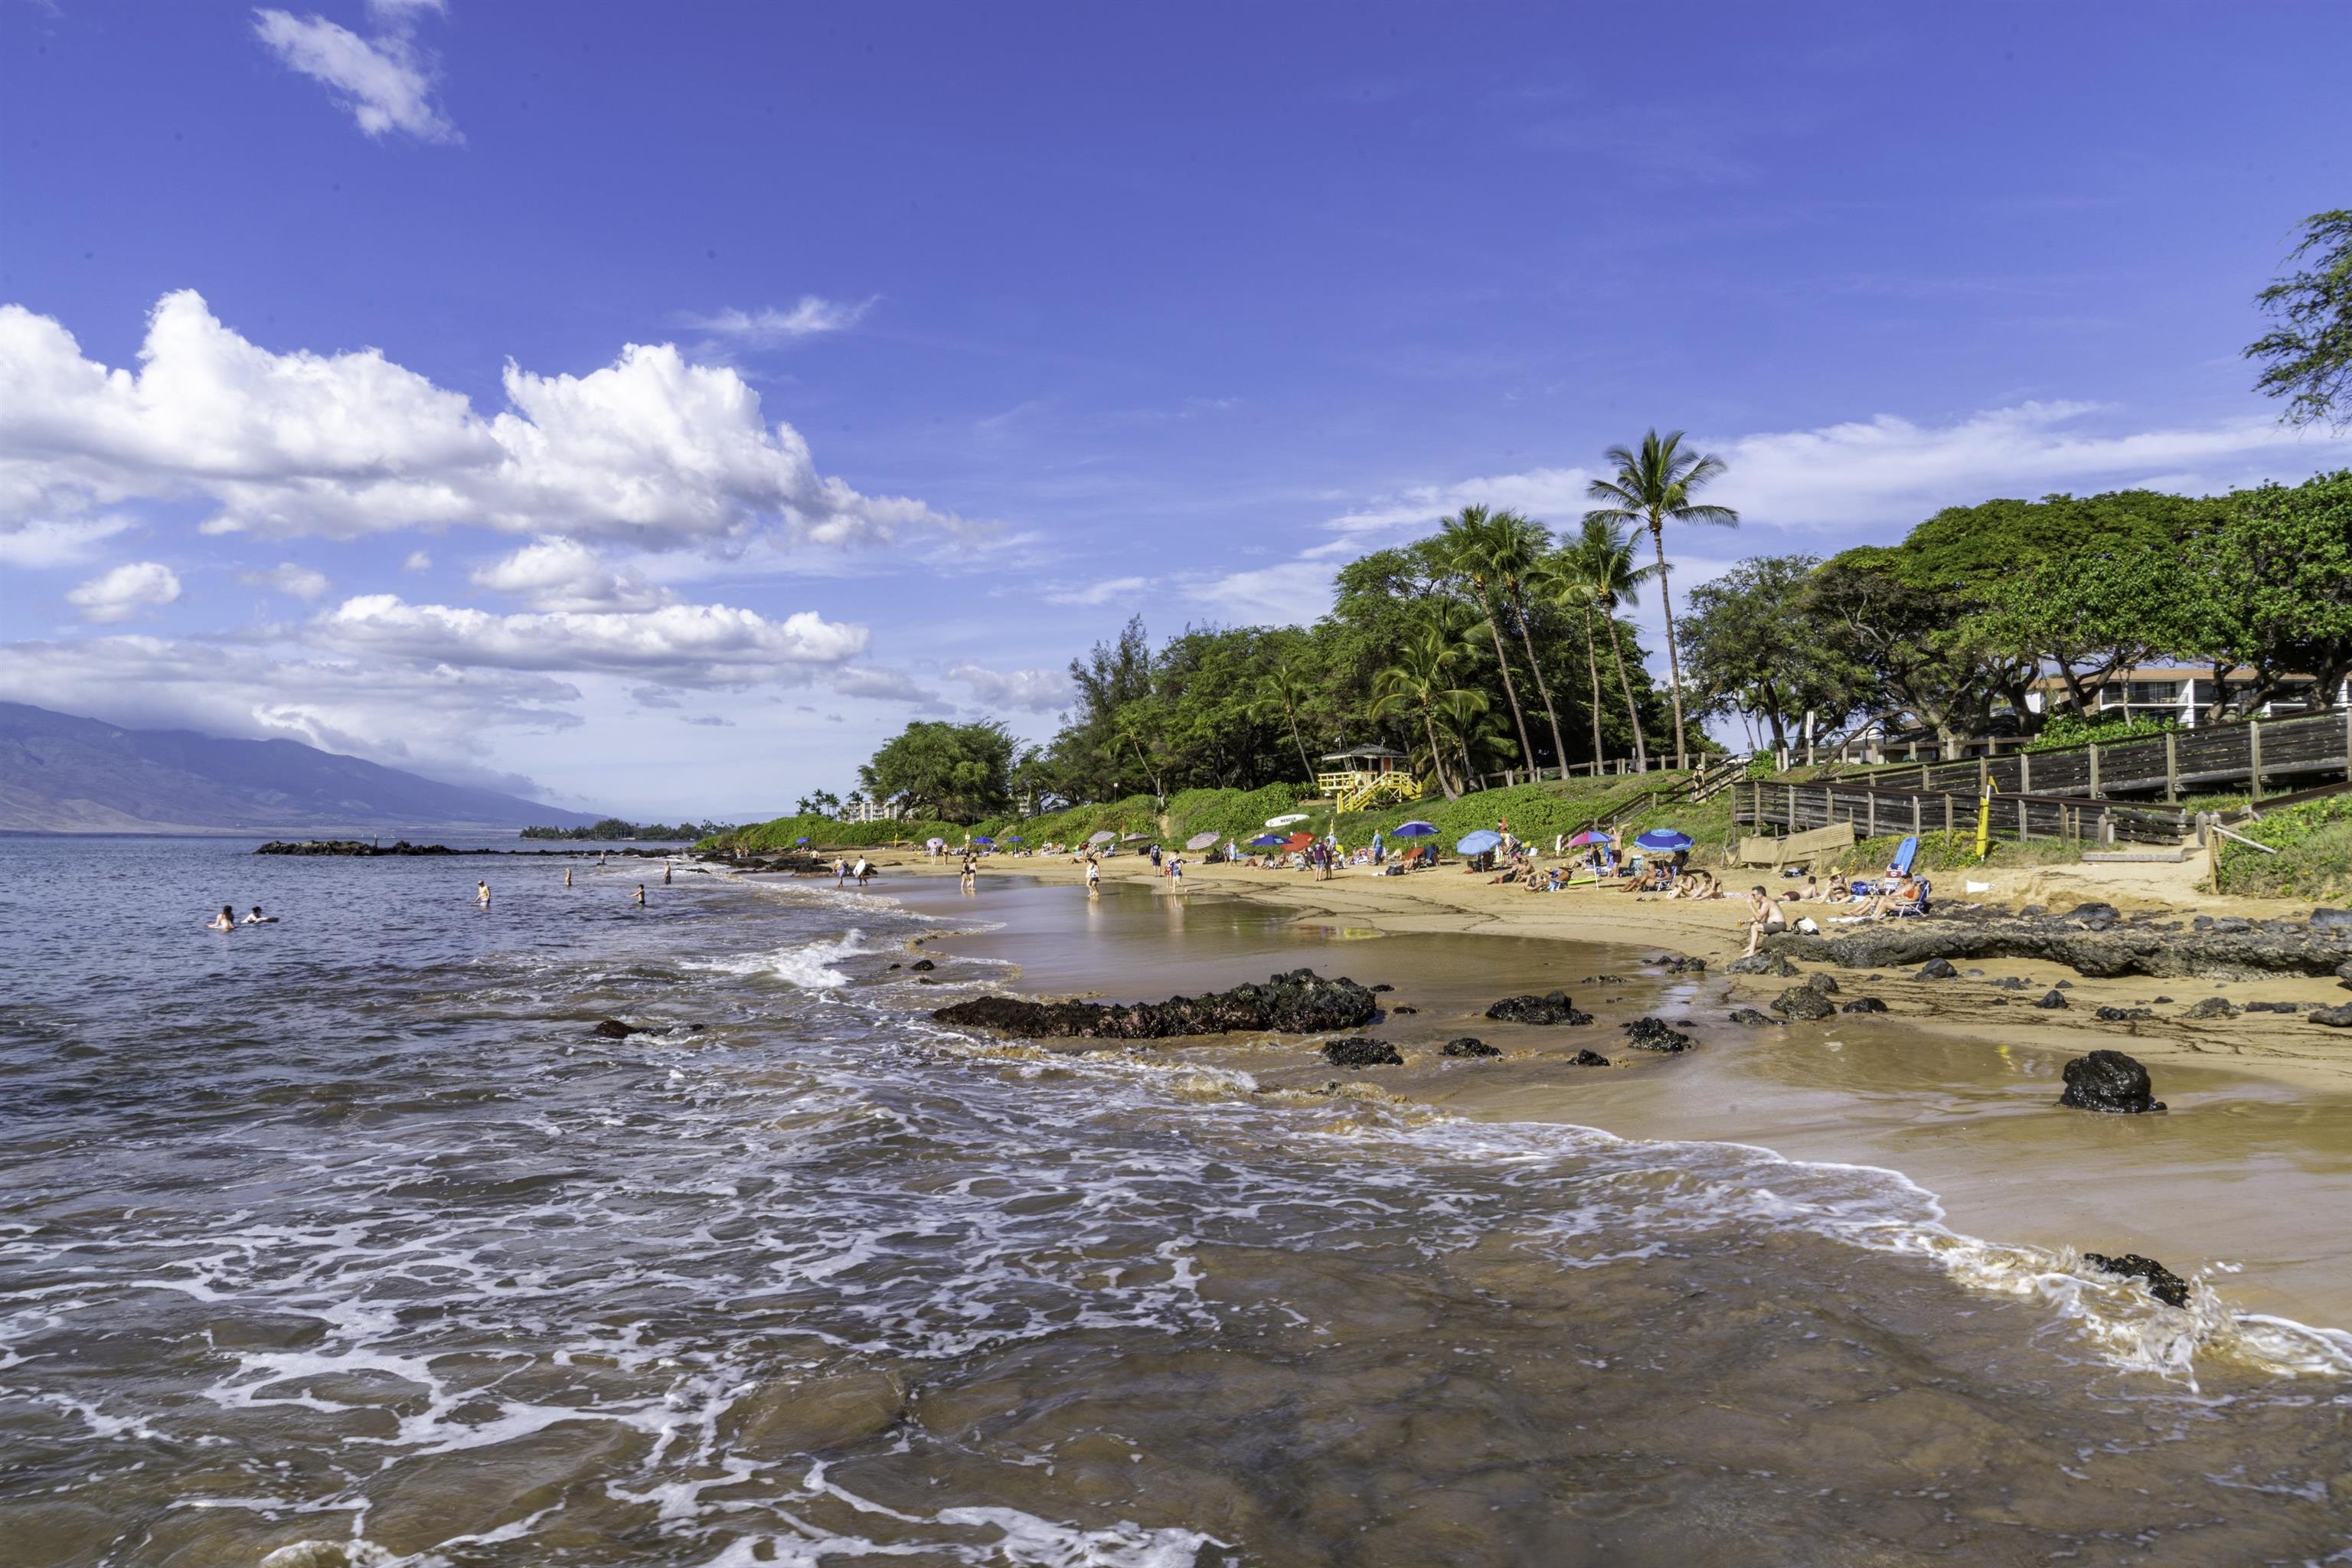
0;702;602;835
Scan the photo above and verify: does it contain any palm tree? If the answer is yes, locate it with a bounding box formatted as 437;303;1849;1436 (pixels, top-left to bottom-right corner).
1540;518;1662;771
1372;621;1484;799
1583;430;1739;769
1488;509;1569;779
1254;657;1318;782
1437;505;1536;778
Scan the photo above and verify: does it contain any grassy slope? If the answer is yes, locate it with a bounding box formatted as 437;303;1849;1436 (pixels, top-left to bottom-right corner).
2219;793;2352;899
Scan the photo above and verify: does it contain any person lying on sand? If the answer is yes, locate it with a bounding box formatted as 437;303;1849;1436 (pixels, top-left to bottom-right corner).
207;905;236;932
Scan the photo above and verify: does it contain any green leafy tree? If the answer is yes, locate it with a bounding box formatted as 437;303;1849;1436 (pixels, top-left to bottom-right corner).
1583;429;1740;769
2247;210;2352;430
2189;471;2352;712
1487;508;1570;776
1678;554;1874;753
1373;619;1485;799
1437;504;1537;774
858;720;1017;822
1807;547;2032;759
1539;516;1660;770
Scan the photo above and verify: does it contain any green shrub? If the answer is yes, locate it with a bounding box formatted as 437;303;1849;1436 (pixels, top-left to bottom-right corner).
2217;794;2352;898
2025;710;2177;753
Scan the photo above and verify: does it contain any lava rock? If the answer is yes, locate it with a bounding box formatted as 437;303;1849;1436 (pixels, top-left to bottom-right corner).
1659;956;1707;975
2244;1000;2301;1013
1772;985;1837;1021
909;958;936;972
1726;952;1800;978
1727;1008;1776;1027
1990;975;2030;991
933;967;1379;1040
2181;996;2237;1020
1442;1036;1499;1057
1841;997;1889;1014
2066;901;2122;924
1390;1004;1419;1016
2032;988;2071;1009
1621;1016;1694;1053
1370;984;1395;993
2312;908;2352;931
1570;1049;1612;1067
1485;991;1595;1026
2058;1050;2165;1113
1916;958;1959;979
1320;1036;1403;1067
2082;1251;2191;1309
2310;1004;2352;1028
592;1018;648;1039
1762;912;2352;982
2092;1005;2151;1021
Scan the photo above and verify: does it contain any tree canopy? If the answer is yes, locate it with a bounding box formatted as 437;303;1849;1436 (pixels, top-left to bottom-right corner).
858;720;1018;822
2247;209;2352;430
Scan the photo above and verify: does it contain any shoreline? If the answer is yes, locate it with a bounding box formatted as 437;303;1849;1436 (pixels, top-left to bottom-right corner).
861;850;2352;1329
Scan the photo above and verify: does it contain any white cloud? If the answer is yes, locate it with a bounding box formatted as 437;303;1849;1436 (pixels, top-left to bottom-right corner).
252;10;458;145
312;594;867;685
471;536;672;611
0;632;577;792
682;298;876;345
241;561;332;600
0;513;130;569
403;550;433;570
1044;575;1148;606
831;666;939;704
65;561;181;622
1179;560;1338;627
0;290;972;550
947;663;1073;713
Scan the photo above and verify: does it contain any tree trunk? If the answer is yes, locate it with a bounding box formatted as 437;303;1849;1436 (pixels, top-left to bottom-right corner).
1285;710;1313;783
1602;616;1649;771
1478;593;1536;777
1422;708;1460;799
1512;601;1568;780
1649;518;1689;769
1579;609;1606;766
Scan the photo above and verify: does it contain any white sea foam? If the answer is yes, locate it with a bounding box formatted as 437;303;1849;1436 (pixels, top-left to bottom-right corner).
687;930;871;988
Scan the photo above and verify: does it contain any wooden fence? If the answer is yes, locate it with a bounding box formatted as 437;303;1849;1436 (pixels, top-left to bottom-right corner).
1736;779;2189;848
1840;710;2352;803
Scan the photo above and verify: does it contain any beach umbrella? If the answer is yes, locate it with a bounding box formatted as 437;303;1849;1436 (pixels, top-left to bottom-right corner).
1635;828;1694;851
972;835;994;846
1087;830;1116;845
1390;820;1438;838
1248;833;1286;848
1184;830;1220;851
1567;830;1612;847
1122;831;1149;842
1007;835;1024;843
1282;831;1315;850
926;837;946;850
1265;813;1310;828
795;836;810;845
1455;828;1501;855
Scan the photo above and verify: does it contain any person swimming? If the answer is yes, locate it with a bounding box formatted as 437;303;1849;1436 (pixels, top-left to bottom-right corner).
241;905;276;924
206;905;235;932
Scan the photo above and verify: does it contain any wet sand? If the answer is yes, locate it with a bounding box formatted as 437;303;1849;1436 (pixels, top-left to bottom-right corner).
880;855;2352;1331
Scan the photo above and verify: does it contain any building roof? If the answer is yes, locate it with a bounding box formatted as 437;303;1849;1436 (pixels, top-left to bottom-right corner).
1319;743;1407;762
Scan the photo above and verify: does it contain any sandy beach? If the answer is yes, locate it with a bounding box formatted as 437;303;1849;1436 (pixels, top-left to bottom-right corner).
877;849;2352;1329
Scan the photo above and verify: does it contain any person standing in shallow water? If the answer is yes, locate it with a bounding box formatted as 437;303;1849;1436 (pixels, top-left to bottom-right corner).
476;880;490;907
564;866;573;888
634;884;646;906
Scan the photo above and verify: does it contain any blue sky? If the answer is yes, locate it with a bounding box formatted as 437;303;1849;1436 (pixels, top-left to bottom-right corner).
2;1;2347;817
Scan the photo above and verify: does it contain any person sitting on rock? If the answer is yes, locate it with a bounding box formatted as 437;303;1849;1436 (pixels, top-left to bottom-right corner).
1741;886;1788;957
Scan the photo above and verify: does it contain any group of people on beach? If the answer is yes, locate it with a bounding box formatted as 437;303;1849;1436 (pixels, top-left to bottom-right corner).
832;857;877;889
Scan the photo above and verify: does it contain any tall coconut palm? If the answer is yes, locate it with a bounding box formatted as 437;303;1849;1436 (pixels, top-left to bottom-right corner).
1436;505;1537;777
1540;518;1662;771
1583;430;1739;769
1254;656;1318;782
1372;621;1483;799
1487;509;1569;779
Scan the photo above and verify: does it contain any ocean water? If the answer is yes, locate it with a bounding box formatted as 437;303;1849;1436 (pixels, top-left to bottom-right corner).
2;836;2348;1567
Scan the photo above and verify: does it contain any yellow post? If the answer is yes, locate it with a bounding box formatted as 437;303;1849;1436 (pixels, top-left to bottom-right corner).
1975;779;1995;862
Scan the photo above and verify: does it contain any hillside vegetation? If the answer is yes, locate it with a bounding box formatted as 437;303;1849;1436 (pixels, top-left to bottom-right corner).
2218;793;2352;899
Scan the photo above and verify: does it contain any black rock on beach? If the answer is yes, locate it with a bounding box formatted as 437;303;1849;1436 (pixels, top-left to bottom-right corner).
2058;1050;2165;1114
2082;1251;2193;1308
933;968;1380;1040
1485;991;1595;1026
1766;906;2352;980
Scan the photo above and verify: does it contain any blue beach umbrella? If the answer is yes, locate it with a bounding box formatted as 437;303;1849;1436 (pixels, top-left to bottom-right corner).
1248;833;1287;848
1007;835;1024;843
1635;828;1694;851
972;835;995;846
1455;828;1501;855
1390;820;1438;838
794;836;809;845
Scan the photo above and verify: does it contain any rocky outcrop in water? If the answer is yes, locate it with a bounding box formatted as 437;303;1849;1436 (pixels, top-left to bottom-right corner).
1320;1036;1403;1067
933;968;1379;1040
1570;1048;1612;1066
1485;991;1594;1026
1772;985;1836;1021
1658;956;1707;975
1442;1037;1499;1057
1727;1008;1775;1027
2058;1050;2164;1113
2082;1251;2191;1308
1766;906;2352;980
1620;1017;1694;1053
1841;997;1889;1014
256;838;463;855
1726;952;1799;978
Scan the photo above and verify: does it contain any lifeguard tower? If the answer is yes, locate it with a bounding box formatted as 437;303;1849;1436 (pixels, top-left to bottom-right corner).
1315;744;1423;812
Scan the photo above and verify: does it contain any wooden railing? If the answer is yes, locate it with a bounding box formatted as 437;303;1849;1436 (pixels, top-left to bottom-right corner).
1824;711;2352;804
1736;779;2189;848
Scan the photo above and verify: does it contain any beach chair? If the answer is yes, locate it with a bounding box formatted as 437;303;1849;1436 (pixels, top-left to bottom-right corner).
1889;877;1932;918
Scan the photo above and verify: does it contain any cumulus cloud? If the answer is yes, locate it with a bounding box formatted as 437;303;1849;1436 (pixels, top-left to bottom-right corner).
682;297;877;345
1044;575;1148;606
0;290;972;550
948;663;1073;713
403;550;432;570
0;513;130;569
65;561;181;622
0;632;580;792
831;666;939;704
241;561;332;600
471;536;672;611
312;594;867;685
252;9;459;145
